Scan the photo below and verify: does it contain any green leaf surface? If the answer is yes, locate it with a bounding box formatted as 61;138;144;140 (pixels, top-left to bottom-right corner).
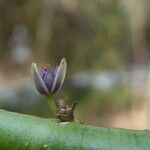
0;109;149;150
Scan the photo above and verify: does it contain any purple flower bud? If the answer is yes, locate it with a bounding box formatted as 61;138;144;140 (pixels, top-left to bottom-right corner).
31;58;67;95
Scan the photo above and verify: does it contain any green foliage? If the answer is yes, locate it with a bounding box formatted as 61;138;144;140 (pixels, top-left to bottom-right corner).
0;0;128;68
47;0;128;71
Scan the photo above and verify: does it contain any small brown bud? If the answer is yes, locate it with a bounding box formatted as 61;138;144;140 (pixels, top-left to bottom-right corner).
56;99;77;122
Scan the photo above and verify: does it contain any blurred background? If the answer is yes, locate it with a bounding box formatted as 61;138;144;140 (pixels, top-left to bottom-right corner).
0;0;150;130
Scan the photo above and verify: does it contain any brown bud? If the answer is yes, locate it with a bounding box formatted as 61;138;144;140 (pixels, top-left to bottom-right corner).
56;99;77;122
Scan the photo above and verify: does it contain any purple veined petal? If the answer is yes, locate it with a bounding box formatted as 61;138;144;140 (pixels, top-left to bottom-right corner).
31;63;49;95
39;66;45;79
51;58;67;94
41;65;55;91
44;64;55;77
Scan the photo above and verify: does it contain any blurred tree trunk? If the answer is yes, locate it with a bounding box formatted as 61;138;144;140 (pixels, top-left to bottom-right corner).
145;69;150;128
34;0;54;62
129;0;147;65
123;0;149;128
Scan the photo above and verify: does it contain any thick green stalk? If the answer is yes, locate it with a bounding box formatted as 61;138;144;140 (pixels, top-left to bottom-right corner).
0;109;149;150
45;96;57;116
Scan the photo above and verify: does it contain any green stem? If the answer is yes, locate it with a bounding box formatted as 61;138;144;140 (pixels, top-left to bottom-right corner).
45;96;57;116
0;109;149;150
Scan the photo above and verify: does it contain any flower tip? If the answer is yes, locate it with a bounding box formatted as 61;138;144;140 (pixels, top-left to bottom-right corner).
61;58;67;70
31;62;37;71
60;58;67;65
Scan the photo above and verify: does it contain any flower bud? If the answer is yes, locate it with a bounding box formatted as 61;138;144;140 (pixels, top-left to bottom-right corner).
31;58;67;95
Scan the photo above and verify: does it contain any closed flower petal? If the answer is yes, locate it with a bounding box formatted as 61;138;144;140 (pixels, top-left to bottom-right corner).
31;63;49;95
51;58;67;94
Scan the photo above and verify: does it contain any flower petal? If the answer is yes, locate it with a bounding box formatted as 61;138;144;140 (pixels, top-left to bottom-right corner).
42;65;55;91
53;65;58;75
51;58;67;94
31;63;49;95
42;65;55;77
